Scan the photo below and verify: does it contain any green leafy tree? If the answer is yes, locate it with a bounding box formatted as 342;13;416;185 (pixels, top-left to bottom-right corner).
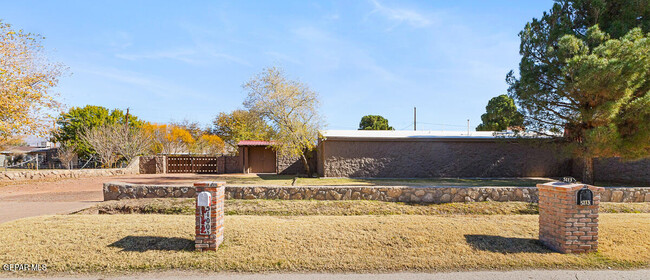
512;26;650;183
508;0;650;135
212;109;275;150
52;105;142;157
358;115;394;130
476;95;524;131
243;66;323;176
507;0;650;184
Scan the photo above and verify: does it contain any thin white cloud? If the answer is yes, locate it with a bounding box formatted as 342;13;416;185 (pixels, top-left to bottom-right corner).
201;46;251;66
324;13;340;21
80;66;208;99
115;44;249;66
115;48;202;64
264;51;303;65
291;26;404;83
105;31;133;50
368;0;432;28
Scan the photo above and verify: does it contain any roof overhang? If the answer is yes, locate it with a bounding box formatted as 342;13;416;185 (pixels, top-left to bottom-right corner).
237;140;275;146
319;130;557;142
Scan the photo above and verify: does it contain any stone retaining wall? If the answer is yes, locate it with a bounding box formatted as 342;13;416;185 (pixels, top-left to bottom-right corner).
103;182;650;203
1;157;140;181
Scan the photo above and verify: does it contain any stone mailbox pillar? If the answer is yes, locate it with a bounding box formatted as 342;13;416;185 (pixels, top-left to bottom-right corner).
194;181;225;251
538;182;604;253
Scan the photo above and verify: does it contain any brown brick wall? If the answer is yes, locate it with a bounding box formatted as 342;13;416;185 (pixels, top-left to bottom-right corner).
139;156;166;174
572;157;650;185
538;182;603;253
194;182;225;251
320;139;571;178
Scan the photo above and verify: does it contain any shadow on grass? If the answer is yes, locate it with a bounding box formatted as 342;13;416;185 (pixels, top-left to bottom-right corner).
515;203;539;214
464;235;552;253
109;236;194;252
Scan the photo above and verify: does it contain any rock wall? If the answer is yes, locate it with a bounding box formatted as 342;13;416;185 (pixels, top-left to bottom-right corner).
1;157;140;182
103;182;650;203
277;151;317;175
319;139;572;178
103;182;196;200
225;185;540;203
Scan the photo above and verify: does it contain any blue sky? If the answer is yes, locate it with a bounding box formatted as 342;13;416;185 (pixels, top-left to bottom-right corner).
2;0;553;131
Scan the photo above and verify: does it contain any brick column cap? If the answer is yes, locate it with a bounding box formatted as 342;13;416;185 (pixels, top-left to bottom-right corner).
537;182;604;192
194;181;226;187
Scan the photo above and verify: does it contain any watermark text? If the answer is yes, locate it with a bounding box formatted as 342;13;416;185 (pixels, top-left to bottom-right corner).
2;263;47;272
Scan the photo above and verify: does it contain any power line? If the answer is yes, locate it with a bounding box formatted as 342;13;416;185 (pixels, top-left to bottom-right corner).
399;123;413;130
416;122;466;127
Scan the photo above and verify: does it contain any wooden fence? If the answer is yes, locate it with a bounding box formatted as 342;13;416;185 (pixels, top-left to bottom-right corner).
166;156;219;173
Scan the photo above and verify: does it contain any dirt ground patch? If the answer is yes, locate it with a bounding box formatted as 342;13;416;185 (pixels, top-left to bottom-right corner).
0;214;648;274
0;174;186;224
76;198;650;216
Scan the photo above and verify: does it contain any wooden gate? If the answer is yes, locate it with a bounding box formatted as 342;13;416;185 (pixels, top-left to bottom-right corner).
247;146;276;173
167;156;219;173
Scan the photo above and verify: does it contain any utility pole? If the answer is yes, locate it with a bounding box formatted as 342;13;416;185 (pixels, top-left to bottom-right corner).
125;107;130;126
414;107;417;131
467;119;470;136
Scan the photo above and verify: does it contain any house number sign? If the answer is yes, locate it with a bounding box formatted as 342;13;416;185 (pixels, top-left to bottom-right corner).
197;191;212;235
577;187;594;206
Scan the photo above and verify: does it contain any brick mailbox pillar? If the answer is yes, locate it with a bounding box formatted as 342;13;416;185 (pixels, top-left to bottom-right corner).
538;182;604;253
194;181;225;251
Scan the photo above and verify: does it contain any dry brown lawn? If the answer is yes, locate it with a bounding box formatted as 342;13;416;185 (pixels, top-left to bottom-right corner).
229;175;552;186
79;198;650;216
0;214;648;274
296;177;553;186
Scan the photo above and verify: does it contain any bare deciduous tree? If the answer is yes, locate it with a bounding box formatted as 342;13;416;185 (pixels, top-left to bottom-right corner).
80;124;119;168
114;125;153;163
56;141;77;169
81;123;153;167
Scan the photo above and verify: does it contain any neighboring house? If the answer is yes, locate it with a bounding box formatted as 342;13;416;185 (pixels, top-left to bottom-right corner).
23;135;56;149
1;146;38;164
0;146;58;168
1;136;63;168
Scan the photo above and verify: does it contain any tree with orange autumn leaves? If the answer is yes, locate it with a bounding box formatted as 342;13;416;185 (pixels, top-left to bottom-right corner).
143;123;224;155
1;20;65;148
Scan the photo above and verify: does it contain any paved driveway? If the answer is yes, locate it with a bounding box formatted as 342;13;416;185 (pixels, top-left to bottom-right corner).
0;173;264;223
0;174;180;224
